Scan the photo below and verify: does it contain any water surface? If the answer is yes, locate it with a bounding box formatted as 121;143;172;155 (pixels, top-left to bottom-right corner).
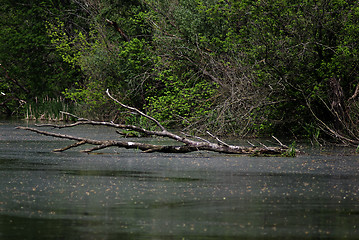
1;120;359;239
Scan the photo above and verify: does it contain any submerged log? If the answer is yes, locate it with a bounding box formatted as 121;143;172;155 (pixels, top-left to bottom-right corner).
16;90;295;156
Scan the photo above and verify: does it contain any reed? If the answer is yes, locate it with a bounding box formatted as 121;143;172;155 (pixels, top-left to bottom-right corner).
24;96;75;121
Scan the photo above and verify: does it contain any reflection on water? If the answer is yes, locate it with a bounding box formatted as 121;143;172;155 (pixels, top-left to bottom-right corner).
1;121;359;239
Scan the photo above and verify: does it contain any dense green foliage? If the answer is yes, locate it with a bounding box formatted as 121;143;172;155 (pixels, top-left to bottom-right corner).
0;0;82;115
1;0;359;143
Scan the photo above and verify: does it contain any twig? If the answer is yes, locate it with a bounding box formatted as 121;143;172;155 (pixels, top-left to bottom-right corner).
272;136;288;148
206;131;230;147
259;142;269;149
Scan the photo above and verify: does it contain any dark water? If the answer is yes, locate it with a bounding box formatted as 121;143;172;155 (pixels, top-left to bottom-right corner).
1;121;359;239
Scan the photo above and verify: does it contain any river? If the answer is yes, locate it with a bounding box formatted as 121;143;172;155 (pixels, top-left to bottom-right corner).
1;120;359;239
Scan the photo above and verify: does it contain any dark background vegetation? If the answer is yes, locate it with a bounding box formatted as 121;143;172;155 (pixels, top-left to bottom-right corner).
1;0;359;144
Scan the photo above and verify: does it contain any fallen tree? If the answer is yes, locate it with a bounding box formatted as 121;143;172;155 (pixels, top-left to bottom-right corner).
17;90;295;156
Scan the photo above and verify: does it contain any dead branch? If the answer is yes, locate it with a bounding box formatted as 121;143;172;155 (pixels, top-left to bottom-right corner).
272;136;288;148
54;140;86;152
349;82;359;101
106;89;166;131
16;126;197;153
16;90;293;156
305;96;359;145
206;131;230;147
105;19;130;42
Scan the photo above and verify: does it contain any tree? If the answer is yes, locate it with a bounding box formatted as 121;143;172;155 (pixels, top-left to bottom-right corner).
234;0;359;143
46;0;155;119
142;0;268;135
145;0;359;143
0;0;81;115
4;0;359;145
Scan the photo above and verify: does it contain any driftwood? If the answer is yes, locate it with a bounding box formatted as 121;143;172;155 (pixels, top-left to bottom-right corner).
16;90;294;156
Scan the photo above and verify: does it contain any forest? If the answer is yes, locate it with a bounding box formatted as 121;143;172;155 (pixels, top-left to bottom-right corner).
1;0;359;145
